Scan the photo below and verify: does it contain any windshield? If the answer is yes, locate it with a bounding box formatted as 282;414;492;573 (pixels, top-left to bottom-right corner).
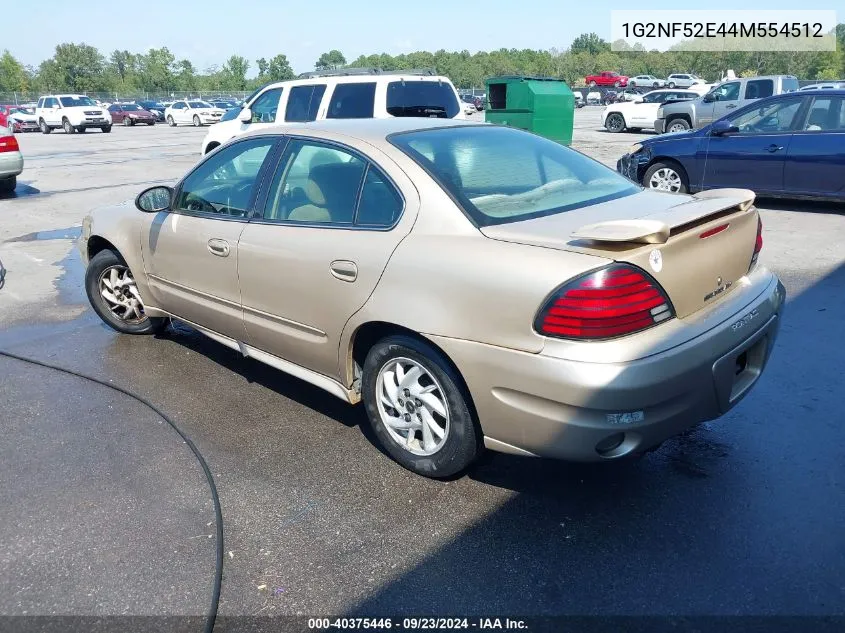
122;104;143;111
11;107;34;115
387;81;459;118
189;101;213;109
60;96;96;107
391;126;639;227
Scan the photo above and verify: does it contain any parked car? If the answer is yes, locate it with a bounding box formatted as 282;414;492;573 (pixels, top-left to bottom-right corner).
666;74;706;88
210;100;238;111
108;103;157;126
200;68;465;155
137;101;167;121
602;89;700;133
2;106;39;133
618;90;845;202
0;133;23;194
799;82;845;91
655;75;800;134
79;117;784;478
586;72;628;88
585;91;602;105
35;94;112;134
629;75;666;89
460;97;477;115
165;100;226;127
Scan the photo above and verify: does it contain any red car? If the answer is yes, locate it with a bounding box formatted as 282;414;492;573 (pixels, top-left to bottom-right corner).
585;72;629;88
107;103;157;126
1;105;39;133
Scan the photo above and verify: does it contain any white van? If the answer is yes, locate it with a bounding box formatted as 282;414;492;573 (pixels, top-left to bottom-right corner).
35;95;113;134
200;68;465;155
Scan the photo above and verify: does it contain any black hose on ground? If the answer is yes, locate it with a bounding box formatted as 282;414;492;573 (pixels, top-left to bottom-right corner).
0;349;223;633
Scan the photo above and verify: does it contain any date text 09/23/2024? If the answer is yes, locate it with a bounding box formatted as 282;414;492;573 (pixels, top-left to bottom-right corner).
308;618;528;630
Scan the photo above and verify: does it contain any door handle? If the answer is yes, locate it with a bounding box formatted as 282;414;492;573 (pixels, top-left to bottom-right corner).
766;144;784;153
207;238;230;257
330;260;358;282
726;104;737;109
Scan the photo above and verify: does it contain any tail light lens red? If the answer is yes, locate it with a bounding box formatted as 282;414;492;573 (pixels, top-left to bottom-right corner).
535;264;675;340
0;135;19;153
750;215;763;271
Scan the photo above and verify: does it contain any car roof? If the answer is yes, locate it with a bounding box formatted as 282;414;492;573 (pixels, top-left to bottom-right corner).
243;117;487;145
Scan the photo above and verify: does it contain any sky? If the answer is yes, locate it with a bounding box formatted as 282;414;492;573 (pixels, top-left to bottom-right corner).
5;0;841;76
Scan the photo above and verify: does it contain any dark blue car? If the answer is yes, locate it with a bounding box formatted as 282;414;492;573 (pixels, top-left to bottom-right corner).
617;90;845;202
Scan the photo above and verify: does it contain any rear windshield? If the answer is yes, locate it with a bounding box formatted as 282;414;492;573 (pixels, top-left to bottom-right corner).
386;80;459;118
390;125;639;227
60;96;96;107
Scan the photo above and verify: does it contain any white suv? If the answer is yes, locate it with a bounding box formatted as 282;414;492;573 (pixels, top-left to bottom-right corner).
200;68;465;155
35;95;112;134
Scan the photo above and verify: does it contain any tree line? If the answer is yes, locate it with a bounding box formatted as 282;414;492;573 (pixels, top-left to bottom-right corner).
1;28;843;98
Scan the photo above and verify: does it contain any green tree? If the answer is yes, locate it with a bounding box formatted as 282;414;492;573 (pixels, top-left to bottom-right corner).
175;59;197;91
138;47;176;92
256;57;269;78
267;54;295;81
109;50;137;86
315;50;346;70
570;33;610;56
38;43;108;92
222;55;249;90
0;50;28;93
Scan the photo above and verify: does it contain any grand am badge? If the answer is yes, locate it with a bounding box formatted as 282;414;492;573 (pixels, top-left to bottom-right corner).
648;249;663;273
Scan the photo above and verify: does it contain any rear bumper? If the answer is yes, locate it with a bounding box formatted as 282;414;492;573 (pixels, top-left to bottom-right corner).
0;152;24;179
429;272;785;462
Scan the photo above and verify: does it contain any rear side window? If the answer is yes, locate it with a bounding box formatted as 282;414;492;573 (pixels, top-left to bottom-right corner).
285;85;326;122
327;82;376;119
386;81;459;118
356;167;403;227
745;79;774;100
783;77;800;93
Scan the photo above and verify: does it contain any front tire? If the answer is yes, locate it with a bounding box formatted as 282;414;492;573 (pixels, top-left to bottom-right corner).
666;117;691;133
192;115;201;127
589;80;597;88
123;117;133;126
605;112;626;133
362;335;481;478
167;115;176;127
63;119;75;134
40;119;52;134
85;249;167;335
644;161;689;194
668;82;676;88
76;126;86;133
101;125;112;133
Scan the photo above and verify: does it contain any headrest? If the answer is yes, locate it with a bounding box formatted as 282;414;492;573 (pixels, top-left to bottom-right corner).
305;162;365;211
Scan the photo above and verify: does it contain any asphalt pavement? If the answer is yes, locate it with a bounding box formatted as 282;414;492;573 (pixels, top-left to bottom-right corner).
0;111;843;629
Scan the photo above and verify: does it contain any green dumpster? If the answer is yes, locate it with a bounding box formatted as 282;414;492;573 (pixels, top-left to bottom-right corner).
484;76;575;145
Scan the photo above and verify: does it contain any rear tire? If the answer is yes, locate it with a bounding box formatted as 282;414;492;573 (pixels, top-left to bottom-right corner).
0;176;16;194
85;249;167;335
362;335;481;478
605;113;626;133
76;126;86;133
644;161;689;194
589;80;597;88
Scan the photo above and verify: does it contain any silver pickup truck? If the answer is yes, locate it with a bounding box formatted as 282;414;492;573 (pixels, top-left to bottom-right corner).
654;75;800;134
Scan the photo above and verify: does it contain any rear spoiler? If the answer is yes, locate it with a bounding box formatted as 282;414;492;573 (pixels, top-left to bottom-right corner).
571;188;755;245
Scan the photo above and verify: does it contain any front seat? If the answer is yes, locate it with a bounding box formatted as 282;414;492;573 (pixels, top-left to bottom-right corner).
287;162;364;224
804;108;829;131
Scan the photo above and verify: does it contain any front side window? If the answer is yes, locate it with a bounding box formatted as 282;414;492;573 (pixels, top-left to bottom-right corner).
327;82;377;119
802;97;844;131
729;97;803;134
391;126;639;227
249;88;283;123
386;81;459;118
714;82;740;101
642;92;667;103
174;138;276;219
285;85;327;122
262;140;365;224
744;79;774;100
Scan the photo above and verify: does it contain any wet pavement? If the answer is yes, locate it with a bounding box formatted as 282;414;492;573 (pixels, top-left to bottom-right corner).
1;113;844;626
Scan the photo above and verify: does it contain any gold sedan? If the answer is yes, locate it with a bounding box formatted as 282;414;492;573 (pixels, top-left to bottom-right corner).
79;118;785;478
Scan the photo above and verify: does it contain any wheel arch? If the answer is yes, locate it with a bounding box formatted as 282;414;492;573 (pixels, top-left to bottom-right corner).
204;141;221;155
346;321;479;424
665;112;692;127
86;235;120;262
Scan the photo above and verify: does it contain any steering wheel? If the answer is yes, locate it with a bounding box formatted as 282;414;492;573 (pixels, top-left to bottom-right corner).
184;194;217;214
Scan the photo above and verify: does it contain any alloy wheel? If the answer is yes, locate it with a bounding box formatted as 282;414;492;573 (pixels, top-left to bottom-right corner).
98;265;146;323
648;167;683;192
375;357;450;456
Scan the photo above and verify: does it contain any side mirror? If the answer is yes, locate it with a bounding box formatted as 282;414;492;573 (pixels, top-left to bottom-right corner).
710;120;739;136
239;108;253;124
135;185;173;213
634;99;644;104
702;93;715;103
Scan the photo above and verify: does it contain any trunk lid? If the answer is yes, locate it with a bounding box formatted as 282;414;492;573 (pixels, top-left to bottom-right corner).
480;188;759;319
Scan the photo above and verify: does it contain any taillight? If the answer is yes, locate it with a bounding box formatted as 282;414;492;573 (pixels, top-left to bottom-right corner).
535;264;675;340
0;135;19;153
750;215;763;271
